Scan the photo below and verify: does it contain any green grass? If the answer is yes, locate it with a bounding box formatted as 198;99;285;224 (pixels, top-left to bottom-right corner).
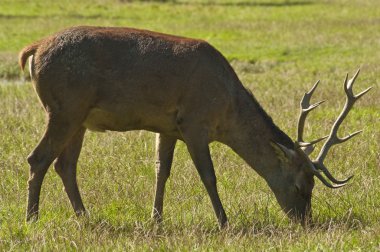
0;0;379;250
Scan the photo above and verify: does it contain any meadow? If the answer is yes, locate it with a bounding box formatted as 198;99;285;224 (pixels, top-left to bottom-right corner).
0;0;379;250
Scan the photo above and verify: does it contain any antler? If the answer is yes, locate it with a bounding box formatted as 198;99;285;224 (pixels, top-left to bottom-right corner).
313;69;372;185
297;69;372;188
297;80;328;154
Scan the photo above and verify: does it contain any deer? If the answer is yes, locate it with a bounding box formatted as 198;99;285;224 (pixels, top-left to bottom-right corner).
19;26;371;228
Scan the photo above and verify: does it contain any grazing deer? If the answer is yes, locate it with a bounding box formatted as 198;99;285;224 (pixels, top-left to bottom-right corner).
19;26;371;227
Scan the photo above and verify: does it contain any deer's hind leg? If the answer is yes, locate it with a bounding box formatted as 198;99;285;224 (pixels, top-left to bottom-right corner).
53;127;87;216
152;133;177;222
26;113;86;222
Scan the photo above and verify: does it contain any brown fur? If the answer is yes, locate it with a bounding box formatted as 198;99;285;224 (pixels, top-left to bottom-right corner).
21;26;314;227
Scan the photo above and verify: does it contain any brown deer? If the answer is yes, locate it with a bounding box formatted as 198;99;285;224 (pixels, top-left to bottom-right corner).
19;26;371;227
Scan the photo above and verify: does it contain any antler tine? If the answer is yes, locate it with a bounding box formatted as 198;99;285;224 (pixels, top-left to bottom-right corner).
345;69;372;99
302;150;348;188
297;80;326;144
312;161;354;184
312;170;348;189
313;69;372;185
298;135;328;147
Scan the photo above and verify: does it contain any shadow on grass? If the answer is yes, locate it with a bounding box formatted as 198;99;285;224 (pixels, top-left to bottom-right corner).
310;212;368;231
176;1;314;7
78;211;368;239
119;0;314;7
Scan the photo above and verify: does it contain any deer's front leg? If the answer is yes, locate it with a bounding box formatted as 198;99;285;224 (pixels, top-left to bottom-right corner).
180;127;228;229
152;133;177;223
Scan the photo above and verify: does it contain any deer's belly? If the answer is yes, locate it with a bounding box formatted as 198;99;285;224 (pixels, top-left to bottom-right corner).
82;107;179;135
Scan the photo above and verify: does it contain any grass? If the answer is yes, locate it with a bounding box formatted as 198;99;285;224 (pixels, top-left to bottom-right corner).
0;0;379;250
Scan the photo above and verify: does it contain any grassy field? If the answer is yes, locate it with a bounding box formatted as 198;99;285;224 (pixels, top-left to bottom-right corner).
0;0;379;250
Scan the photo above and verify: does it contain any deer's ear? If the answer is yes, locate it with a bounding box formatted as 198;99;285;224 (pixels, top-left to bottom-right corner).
270;142;296;164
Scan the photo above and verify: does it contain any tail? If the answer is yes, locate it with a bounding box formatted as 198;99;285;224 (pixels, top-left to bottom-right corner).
19;41;40;71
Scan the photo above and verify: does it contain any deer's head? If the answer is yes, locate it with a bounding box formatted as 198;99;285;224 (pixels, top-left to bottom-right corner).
270;70;371;224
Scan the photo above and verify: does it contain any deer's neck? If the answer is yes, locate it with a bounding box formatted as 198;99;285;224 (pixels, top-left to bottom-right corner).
221;88;294;181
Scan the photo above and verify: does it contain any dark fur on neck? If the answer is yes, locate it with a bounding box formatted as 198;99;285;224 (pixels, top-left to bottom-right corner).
244;87;295;149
